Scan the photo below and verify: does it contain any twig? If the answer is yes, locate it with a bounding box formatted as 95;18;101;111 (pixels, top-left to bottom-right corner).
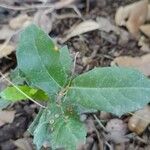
105;141;113;150
0;3;53;11
72;52;79;75
0;72;46;108
0;0;75;11
0;73;9;82
67;4;82;18
94;114;107;132
53;13;81;20
86;0;90;13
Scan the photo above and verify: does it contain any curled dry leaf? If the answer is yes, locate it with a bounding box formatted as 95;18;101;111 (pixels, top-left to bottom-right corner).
62;20;100;42
128;105;150;135
0;43;15;59
106;119;128;144
115;6;129;26
115;0;148;38
138;36;150;52
0;110;15;127
140;24;150;38
112;54;150;76
9;14;32;30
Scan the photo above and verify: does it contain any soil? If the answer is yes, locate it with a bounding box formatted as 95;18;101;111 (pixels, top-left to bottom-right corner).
0;0;150;150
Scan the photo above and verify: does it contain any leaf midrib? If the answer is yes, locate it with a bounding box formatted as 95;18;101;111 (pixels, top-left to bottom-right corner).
69;86;150;90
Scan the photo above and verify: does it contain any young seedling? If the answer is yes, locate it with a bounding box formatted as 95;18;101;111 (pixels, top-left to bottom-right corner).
1;24;150;150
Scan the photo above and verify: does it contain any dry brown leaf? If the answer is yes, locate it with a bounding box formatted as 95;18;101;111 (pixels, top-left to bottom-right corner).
128;105;150;135
62;20;100;42
14;138;33;150
0;43;15;59
115;0;148;38
140;24;150;38
112;54;150;76
9;14;32;30
34;10;53;33
0;110;15;127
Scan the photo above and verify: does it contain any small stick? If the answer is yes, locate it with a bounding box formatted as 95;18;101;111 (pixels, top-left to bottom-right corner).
93;114;107;132
0;0;75;11
72;52;79;75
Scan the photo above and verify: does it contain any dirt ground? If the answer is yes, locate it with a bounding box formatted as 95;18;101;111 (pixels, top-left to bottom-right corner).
0;0;150;150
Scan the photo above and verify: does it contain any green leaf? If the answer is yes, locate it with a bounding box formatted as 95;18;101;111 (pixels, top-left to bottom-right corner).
0;86;48;102
16;24;69;97
66;67;150;115
0;98;10;109
10;68;26;85
51;115;86;150
29;103;86;150
48;103;86;150
31;109;51;150
28;108;44;134
60;46;73;75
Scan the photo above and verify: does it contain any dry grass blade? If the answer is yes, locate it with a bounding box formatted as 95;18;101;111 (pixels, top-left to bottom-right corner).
0;0;75;11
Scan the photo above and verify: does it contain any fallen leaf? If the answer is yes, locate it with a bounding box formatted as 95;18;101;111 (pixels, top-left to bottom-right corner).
14;138;33;150
97;17;119;33
138;36;150;52
0;110;15;126
62;20;100;42
34;10;53;33
97;17;130;45
0;25;15;40
115;0;148;38
118;29;131;45
147;4;150;21
9;14;32;30
0;43;15;59
115;6;129;26
112;54;150;76
128;105;150;135
106;119;128;144
140;24;150;38
126;0;148;38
